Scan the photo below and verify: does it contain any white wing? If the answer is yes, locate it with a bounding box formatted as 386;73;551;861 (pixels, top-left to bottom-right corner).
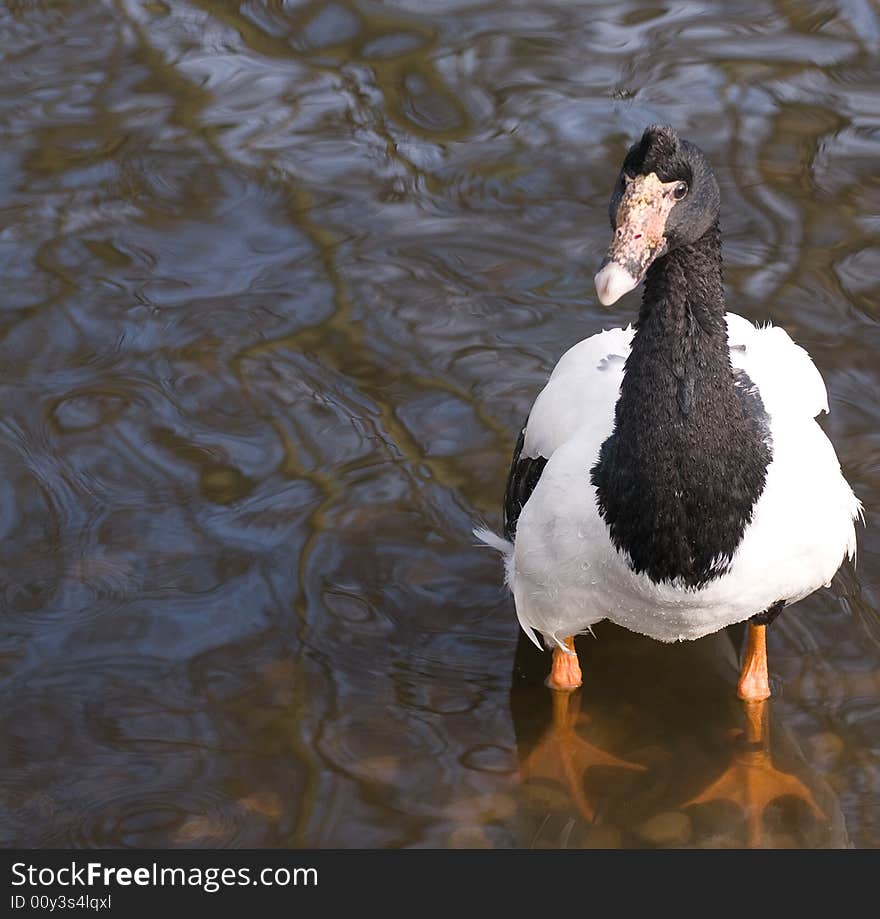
522;325;634;460
725;312;829;420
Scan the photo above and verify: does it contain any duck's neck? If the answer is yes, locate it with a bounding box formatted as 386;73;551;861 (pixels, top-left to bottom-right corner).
591;221;773;588
639;220;727;360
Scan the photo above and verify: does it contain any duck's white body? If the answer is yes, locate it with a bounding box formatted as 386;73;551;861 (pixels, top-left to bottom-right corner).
479;312;861;648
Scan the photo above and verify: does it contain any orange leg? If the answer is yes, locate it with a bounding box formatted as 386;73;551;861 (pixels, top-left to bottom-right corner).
737;623;771;702
546;636;582;691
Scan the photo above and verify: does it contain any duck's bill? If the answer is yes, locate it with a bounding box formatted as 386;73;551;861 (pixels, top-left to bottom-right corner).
594;261;640;306
594;172;673;306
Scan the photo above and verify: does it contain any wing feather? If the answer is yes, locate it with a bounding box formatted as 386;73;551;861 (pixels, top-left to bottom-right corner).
503;428;547;540
726;313;829;420
501;326;634;539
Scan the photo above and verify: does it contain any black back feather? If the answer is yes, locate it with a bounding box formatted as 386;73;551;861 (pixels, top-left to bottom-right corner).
503;427;547;540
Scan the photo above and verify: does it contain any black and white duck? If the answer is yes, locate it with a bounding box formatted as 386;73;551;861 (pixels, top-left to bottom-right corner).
477;124;862;700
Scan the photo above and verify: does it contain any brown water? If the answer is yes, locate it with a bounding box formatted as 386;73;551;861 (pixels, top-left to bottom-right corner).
1;0;878;849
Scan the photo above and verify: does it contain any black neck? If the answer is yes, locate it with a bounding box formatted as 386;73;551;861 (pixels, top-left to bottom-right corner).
641;222;727;335
591;222;772;587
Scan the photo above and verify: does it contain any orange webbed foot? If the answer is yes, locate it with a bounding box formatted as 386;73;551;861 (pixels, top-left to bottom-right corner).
686;700;825;846
520;688;645;823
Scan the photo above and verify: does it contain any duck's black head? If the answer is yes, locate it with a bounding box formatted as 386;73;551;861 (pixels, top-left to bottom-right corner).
595;125;720;306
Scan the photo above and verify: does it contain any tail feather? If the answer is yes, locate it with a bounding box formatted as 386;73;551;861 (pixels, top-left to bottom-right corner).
472;526;542;650
473;526;513;555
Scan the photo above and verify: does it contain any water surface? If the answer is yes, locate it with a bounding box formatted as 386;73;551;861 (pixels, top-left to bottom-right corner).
1;0;879;848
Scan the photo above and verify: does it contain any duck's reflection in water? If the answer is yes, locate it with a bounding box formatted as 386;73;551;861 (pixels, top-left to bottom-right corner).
510;622;847;848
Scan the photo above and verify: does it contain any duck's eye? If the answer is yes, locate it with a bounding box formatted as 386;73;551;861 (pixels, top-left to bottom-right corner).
673;181;688;200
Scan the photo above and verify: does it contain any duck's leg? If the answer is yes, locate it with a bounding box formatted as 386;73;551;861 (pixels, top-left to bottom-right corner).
546;636;582;691
737;601;784;702
737;624;770;701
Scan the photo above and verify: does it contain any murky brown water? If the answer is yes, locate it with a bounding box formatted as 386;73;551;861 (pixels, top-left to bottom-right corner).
1;0;879;849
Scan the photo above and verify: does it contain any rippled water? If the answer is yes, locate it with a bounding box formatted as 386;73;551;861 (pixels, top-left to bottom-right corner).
1;0;879;848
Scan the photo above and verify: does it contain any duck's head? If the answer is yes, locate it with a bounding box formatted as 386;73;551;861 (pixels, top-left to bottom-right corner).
594;124;720;306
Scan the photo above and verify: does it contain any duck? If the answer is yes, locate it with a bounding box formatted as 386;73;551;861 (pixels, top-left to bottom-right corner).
477;124;862;700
